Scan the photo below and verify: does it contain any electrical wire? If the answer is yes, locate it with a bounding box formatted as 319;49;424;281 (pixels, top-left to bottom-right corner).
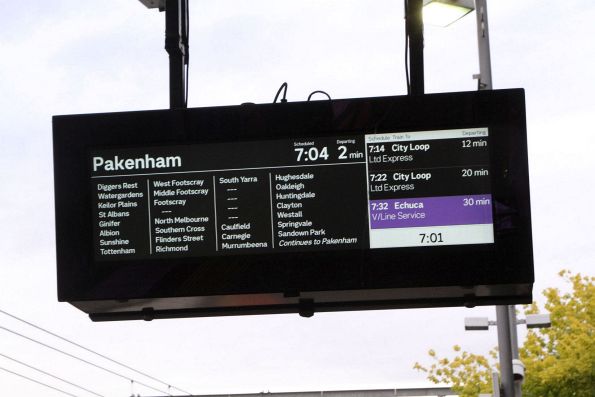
0;309;191;395
307;90;331;101
0;326;172;396
0;365;82;397
0;352;105;397
273;82;288;103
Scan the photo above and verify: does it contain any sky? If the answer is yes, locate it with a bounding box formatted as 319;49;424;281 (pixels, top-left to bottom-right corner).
1;0;594;396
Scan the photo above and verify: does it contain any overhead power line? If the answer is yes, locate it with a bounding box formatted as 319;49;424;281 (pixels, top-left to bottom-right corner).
0;325;172;396
0;365;82;397
0;352;105;397
0;308;192;395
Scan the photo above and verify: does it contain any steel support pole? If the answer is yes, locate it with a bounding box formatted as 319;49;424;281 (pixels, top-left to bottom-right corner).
474;0;492;90
508;306;522;397
492;370;501;397
406;0;424;95
165;0;187;109
476;2;512;395
475;2;513;394
496;306;515;397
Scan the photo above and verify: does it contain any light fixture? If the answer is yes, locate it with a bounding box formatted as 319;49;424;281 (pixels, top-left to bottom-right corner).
464;317;491;330
422;0;475;27
524;313;552;329
464;313;552;331
138;0;165;9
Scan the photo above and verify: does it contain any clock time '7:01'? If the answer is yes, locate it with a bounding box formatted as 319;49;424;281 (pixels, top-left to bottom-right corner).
419;232;444;244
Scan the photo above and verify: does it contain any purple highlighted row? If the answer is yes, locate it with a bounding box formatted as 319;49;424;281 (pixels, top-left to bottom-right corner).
369;195;493;229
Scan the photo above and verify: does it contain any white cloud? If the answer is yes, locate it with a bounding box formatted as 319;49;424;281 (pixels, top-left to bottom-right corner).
1;1;594;395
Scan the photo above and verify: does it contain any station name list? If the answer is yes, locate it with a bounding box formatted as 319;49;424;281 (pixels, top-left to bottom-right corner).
91;128;493;261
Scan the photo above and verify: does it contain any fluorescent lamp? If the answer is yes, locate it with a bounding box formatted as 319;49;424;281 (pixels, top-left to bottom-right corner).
423;0;475;27
138;0;164;9
525;313;551;329
464;317;490;330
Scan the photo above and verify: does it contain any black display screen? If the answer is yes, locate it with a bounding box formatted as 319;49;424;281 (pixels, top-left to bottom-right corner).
53;89;533;320
91;128;493;260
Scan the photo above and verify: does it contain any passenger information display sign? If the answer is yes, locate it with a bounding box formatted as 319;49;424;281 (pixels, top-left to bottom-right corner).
91;128;493;260
53;89;534;320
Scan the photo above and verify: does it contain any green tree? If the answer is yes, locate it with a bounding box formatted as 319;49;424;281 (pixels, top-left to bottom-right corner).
413;271;594;397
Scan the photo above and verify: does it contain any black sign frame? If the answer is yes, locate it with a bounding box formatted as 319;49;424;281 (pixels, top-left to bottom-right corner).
53;89;533;321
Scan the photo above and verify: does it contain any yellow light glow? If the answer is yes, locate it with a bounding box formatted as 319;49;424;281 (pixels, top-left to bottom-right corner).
423;1;473;27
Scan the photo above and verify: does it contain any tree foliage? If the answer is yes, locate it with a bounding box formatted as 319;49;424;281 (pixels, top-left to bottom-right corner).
413;345;498;397
413;271;594;397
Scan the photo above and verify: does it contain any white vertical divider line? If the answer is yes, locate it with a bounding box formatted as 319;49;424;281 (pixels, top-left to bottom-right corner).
269;172;275;248
363;137;373;240
147;179;152;254
213;175;218;251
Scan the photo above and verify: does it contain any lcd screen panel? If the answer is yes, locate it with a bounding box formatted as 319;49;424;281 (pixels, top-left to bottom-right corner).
365;128;493;248
53;89;534;319
90;127;493;261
